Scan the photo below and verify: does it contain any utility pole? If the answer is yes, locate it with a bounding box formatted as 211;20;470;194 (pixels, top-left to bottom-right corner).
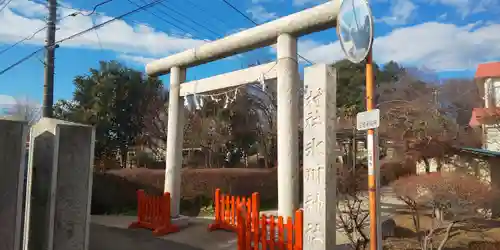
42;0;57;118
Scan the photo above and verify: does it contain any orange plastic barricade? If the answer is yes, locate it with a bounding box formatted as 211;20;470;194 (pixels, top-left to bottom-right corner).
208;188;260;232
128;189;180;236
237;207;303;250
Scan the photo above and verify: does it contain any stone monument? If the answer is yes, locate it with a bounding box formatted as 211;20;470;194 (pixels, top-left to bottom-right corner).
23;118;95;250
302;64;337;250
0;119;28;250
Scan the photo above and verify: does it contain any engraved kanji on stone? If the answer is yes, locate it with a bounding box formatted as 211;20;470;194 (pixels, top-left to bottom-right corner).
304;138;325;156
305;165;324;184
305;223;324;246
304;87;323;107
304;110;321;128
304;192;325;214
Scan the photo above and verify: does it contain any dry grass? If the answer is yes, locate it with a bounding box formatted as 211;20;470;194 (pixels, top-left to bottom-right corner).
383;212;500;250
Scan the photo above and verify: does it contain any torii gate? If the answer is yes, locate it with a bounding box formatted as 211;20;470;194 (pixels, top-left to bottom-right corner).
146;2;341;248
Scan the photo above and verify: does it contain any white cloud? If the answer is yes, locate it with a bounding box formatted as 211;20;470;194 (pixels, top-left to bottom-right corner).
378;0;417;26
0;0;207;59
246;5;278;23
118;54;157;64
296;22;500;72
0;95;16;105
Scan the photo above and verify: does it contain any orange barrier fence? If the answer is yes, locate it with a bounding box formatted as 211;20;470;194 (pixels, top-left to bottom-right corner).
237;207;303;250
128;190;180;236
208;188;260;232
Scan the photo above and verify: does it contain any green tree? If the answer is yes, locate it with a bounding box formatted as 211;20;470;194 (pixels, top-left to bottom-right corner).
54;61;162;164
331;59;400;112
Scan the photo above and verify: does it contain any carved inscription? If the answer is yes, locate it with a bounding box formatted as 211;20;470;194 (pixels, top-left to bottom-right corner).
304;138;325;157
304;110;321;128
304;192;325;214
302;64;337;250
304;165;324;184
304;87;323;108
305;223;324;246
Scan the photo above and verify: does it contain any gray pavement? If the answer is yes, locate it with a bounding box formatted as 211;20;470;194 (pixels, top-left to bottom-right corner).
90;215;238;250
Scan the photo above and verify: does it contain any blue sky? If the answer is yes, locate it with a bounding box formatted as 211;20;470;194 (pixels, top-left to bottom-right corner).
0;0;499;105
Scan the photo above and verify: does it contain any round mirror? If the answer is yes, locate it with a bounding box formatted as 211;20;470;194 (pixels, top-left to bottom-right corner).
337;0;374;63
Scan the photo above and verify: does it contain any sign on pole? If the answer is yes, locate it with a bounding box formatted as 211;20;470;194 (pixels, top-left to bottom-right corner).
356;109;380;131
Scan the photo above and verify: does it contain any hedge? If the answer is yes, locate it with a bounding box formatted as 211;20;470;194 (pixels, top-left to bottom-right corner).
91;160;415;215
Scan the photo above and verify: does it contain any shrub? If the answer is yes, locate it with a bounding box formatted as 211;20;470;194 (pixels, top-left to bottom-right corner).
391;172;497;250
96;167;280;215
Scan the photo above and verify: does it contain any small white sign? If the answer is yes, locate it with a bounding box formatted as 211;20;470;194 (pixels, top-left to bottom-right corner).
356;109;380;130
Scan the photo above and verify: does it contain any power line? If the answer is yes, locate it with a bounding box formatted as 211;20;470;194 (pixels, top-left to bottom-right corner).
218;0;313;65
0;0;164;76
125;0;193;37
182;0;231;31
0;0;13;13
0;27;46;56
0;0;113;56
219;0;256;25
153;1;221;38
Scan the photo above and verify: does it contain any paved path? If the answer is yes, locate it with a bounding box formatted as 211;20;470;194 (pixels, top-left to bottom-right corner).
89;223;203;250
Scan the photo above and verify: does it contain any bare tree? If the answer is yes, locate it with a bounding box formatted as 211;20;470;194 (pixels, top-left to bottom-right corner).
4;96;41;125
337;168;370;250
376;71;482;172
392;172;497;250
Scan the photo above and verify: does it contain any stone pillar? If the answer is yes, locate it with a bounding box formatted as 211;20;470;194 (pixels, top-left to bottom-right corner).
23;118;95;250
0;119;28;250
303;64;337;250
164;66;186;218
277;33;300;218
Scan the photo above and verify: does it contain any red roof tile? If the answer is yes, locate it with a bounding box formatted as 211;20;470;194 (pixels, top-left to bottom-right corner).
469;107;500;127
475;62;500;79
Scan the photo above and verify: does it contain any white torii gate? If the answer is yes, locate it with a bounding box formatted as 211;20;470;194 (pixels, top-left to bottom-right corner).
146;0;341;234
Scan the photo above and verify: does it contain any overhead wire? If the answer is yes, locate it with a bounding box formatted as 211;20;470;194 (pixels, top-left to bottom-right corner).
218;0;314;65
0;27;47;56
152;1;221;39
0;0;164;76
0;0;13;13
124;0;195;37
0;0;114;56
181;0;231;31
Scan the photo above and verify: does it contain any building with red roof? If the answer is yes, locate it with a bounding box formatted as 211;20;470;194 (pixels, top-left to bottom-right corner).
469;61;500;151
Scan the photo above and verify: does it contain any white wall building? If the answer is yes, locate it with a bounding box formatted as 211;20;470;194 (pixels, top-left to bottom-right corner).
470;62;500;151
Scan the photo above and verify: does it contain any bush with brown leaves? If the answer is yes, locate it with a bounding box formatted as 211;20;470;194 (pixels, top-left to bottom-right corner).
392;172;497;250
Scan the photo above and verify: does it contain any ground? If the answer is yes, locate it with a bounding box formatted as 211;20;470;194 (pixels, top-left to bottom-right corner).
90;215;238;250
384;214;500;250
89;187;500;250
89;187;403;250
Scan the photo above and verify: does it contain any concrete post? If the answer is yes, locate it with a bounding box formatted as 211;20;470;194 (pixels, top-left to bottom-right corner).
164;66;186;218
0;119;28;250
23;118;95;250
277;33;300;218
302;64;337;249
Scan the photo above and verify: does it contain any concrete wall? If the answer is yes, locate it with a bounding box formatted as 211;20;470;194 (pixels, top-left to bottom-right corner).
24;118;95;250
415;156;491;183
0;119;28;250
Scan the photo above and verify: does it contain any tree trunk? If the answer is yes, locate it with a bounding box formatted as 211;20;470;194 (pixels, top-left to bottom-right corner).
422;157;431;173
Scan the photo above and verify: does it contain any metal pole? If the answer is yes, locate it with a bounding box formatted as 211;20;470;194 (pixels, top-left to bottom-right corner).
366;51;381;250
42;0;57;118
